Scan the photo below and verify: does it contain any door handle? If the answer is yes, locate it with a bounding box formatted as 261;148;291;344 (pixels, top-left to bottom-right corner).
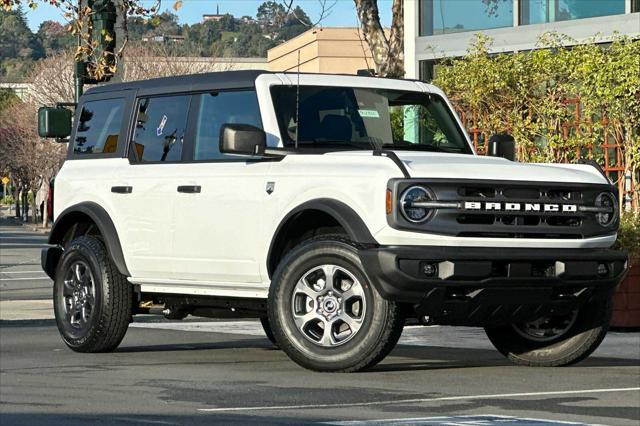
177;185;201;193
111;186;132;194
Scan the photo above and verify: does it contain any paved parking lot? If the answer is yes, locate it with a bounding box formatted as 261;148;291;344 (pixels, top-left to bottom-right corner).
1;220;639;425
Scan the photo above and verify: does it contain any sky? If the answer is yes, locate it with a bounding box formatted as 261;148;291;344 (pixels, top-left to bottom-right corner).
24;0;393;32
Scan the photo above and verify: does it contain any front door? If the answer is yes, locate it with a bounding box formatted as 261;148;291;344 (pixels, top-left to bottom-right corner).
171;90;269;285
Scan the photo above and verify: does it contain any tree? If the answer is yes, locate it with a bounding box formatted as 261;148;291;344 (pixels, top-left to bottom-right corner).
0;8;43;77
37;20;74;54
27;49;76;106
0;88;18;110
353;0;403;78
146;11;180;37
0;99;66;224
275;6;310;42
257;1;285;32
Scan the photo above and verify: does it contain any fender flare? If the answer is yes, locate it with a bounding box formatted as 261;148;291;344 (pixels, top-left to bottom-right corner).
49;202;130;276
267;198;378;277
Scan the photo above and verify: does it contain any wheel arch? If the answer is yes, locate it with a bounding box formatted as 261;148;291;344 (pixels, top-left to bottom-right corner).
47;202;130;277
266;198;377;278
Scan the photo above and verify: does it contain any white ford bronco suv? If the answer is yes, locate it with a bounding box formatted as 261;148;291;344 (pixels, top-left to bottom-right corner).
39;70;628;372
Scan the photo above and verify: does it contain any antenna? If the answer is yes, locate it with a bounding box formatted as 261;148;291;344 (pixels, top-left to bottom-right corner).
295;49;300;150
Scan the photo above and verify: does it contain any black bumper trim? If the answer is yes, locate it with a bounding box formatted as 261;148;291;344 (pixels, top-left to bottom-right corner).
359;246;627;325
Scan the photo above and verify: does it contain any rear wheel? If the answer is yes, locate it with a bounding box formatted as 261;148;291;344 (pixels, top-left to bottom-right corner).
485;298;612;366
268;237;404;372
53;235;131;353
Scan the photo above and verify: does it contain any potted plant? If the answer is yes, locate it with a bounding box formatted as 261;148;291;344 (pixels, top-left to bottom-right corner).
612;212;640;328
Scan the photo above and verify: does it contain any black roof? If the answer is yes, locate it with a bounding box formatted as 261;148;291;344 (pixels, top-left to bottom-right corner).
84;70;272;97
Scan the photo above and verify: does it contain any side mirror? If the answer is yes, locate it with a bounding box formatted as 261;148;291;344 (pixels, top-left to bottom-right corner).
38;106;72;139
220;123;266;156
488;133;516;161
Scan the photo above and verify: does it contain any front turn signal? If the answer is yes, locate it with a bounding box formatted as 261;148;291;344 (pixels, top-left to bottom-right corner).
386;189;393;215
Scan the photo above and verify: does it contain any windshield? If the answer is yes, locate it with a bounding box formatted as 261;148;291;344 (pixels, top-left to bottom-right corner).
270;85;472;154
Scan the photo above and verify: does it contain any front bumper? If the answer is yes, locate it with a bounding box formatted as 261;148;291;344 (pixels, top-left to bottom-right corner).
359;246;628;326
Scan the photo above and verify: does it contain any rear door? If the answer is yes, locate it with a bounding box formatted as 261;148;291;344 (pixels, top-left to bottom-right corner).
113;94;193;280
171;89;271;286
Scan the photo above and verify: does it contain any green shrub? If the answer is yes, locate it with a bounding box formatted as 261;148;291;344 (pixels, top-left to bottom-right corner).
0;194;14;205
615;212;640;262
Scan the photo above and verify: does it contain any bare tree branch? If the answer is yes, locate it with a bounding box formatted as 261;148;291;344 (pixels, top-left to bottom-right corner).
281;0;336;28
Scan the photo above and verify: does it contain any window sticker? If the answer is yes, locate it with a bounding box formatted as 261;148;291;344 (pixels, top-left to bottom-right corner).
156;115;168;136
358;109;380;118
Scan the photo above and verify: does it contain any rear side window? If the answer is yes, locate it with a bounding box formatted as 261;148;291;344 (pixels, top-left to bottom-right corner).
131;95;191;162
73;98;125;155
194;90;262;161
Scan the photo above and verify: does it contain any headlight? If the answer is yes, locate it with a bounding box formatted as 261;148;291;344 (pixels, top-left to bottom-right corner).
594;192;617;226
400;186;434;223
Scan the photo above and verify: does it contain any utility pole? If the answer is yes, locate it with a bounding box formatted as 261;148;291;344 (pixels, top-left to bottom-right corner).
112;0;126;83
74;0;119;102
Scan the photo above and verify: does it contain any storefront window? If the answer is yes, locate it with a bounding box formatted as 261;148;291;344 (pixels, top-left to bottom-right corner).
420;0;514;36
520;0;626;24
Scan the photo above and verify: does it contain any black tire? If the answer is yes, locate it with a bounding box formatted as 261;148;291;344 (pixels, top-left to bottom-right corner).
485;297;612;367
260;317;279;347
268;236;404;372
53;235;132;353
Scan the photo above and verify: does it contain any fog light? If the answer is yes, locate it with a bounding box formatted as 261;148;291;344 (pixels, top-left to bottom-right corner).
422;262;438;277
597;263;609;277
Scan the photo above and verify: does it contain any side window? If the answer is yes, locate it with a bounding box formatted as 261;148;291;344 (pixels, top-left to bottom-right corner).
73;98;124;155
132;95;191;162
194;90;262;161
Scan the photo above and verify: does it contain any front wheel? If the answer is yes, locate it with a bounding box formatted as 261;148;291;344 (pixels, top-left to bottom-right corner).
53;235;132;353
268;237;404;372
485;298;612;367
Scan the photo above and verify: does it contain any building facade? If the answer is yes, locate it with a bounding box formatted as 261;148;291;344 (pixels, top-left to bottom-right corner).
267;28;376;74
404;0;640;80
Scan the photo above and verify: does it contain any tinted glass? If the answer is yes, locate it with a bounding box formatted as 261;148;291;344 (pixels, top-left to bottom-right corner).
521;0;625;24
270;86;472;154
73;98;124;155
420;0;513;36
132;95;191;162
194;90;262;160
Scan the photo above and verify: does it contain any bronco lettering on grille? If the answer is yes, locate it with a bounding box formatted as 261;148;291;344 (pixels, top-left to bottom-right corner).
464;202;578;213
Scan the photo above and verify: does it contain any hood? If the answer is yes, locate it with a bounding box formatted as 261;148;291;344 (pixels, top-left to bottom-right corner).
326;151;609;185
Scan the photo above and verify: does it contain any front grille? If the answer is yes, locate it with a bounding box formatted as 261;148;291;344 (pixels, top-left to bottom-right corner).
454;184;585;238
389;179;617;239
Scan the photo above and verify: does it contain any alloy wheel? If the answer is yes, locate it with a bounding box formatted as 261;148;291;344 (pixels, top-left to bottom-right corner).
291;264;367;347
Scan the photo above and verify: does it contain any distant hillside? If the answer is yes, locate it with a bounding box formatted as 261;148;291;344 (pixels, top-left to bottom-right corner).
0;1;311;80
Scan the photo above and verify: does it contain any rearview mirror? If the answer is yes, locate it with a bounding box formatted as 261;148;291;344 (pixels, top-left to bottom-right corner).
488;134;516;161
38;106;72;139
220;123;266;156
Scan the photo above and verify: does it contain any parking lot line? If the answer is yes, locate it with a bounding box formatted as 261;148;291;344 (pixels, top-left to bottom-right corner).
0;277;51;281
197;387;640;413
0;271;47;274
0;244;49;247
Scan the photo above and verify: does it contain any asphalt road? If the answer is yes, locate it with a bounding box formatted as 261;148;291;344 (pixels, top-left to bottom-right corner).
1;220;639;426
0;220;51;301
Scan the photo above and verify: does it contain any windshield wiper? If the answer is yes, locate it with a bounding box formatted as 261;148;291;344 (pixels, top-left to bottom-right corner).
381;143;461;153
299;139;376;150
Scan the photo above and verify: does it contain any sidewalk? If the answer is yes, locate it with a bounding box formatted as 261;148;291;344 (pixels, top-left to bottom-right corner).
0;300;54;321
0;205;50;234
